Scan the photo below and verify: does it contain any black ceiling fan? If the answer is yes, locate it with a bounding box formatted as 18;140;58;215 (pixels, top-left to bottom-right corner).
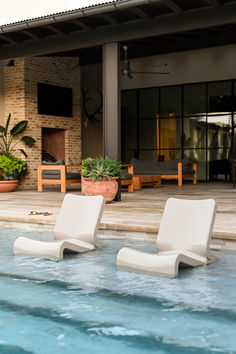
121;45;169;79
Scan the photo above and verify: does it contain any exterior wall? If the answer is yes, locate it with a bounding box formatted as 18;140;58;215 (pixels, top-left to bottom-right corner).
0;61;4;126
121;43;236;90
81;43;236;158
2;56;81;189
81;63;103;158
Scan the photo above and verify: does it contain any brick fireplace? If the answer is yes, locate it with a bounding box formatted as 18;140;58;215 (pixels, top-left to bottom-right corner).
3;56;82;189
42;128;66;162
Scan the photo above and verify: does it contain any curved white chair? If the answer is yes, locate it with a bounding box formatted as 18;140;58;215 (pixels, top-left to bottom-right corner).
14;194;105;261
117;198;218;278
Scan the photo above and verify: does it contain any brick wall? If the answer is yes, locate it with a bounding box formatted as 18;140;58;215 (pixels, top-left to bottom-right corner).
3;56;81;189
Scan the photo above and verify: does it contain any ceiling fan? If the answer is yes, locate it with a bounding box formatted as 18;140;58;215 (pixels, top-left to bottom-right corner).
121;45;169;79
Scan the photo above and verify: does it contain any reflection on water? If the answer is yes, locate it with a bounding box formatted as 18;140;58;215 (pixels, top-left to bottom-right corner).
0;227;236;354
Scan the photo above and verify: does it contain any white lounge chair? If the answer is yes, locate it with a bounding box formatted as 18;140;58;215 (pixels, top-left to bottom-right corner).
117;198;218;278
14;194;105;261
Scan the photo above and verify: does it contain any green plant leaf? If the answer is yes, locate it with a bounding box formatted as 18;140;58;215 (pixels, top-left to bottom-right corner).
0;155;27;179
4;113;11;136
21;136;36;146
0;114;35;159
10;121;28;136
81;156;123;181
19;149;27;158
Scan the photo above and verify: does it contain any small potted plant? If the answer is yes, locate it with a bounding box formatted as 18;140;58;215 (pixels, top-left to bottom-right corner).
81;156;124;203
0;113;35;192
0;155;27;192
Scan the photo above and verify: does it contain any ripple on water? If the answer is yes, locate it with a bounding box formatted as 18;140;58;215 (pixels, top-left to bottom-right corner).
0;227;236;354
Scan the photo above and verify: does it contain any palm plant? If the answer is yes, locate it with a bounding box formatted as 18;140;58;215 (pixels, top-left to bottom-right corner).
0;113;36;158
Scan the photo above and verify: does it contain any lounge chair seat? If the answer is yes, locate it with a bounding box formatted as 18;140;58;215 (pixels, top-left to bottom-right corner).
121;172;133;180
14;194;105;261
130;158;197;188
117;198;218;278
42;172;81;180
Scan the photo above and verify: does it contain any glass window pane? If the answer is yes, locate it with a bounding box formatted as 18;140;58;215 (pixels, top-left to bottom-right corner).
208;115;231;149
233;81;236;112
139;150;158;160
123;120;137;150
160;86;182;117
184;116;206;148
159;117;182;150
184;149;206;180
208;147;230;161
159;149;182;162
208;148;231;181
139;119;157;149
208;81;232;114
123;150;136;162
139;88;159;119
232;113;236;158
121;90;137;120
184;83;206;115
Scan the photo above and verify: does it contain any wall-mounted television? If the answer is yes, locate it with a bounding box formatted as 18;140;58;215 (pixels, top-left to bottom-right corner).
37;83;73;117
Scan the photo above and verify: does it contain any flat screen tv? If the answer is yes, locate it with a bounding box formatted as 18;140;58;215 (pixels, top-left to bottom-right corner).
38;83;73;117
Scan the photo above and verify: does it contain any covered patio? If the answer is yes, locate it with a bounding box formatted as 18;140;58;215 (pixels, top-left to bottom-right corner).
0;183;236;251
1;0;236;189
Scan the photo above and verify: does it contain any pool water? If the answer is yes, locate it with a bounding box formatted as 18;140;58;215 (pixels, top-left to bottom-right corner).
0;228;236;354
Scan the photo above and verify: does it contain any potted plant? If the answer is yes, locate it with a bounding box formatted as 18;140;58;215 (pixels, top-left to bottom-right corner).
0;155;27;192
81;157;124;203
0;113;35;192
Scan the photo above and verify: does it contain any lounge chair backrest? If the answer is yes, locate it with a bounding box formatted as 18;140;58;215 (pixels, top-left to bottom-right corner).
156;198;216;258
54;194;105;246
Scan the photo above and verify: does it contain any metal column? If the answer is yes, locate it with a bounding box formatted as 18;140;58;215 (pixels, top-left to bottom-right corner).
103;42;120;160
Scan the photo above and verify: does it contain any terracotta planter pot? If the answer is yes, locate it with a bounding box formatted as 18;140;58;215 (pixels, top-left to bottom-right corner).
82;177;118;203
0;180;19;192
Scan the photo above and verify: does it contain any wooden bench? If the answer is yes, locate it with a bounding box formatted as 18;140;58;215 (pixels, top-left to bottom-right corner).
162;161;197;187
132;161;197;189
133;175;161;190
38;164;81;193
121;163;134;192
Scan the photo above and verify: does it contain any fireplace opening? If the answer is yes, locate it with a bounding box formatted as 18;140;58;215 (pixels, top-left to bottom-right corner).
42;128;65;162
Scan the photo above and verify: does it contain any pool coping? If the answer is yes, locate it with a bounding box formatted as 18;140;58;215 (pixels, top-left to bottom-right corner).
1;214;236;253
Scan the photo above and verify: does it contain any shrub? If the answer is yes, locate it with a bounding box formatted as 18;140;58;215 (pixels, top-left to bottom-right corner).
0;155;27;180
81;156;124;181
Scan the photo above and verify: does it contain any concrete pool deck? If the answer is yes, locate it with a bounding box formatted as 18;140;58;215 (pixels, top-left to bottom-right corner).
0;182;236;250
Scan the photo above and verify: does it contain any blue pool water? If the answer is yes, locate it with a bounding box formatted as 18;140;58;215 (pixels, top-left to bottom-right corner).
0;228;236;354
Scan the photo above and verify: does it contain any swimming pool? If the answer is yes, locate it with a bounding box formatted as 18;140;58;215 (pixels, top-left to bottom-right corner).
0;228;236;354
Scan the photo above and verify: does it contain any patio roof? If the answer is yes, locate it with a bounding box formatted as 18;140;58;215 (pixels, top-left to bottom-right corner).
1;0;236;62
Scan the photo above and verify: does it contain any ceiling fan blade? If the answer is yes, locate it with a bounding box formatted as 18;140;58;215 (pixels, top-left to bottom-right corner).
121;45;169;79
131;71;169;75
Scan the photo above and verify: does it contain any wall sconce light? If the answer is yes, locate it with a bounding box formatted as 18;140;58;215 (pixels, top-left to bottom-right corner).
5;60;14;67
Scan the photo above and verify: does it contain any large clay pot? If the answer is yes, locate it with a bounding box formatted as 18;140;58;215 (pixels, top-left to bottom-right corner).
82;177;118;203
0;180;19;192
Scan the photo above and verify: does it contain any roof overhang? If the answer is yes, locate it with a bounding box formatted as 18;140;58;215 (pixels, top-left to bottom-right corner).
1;0;236;62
